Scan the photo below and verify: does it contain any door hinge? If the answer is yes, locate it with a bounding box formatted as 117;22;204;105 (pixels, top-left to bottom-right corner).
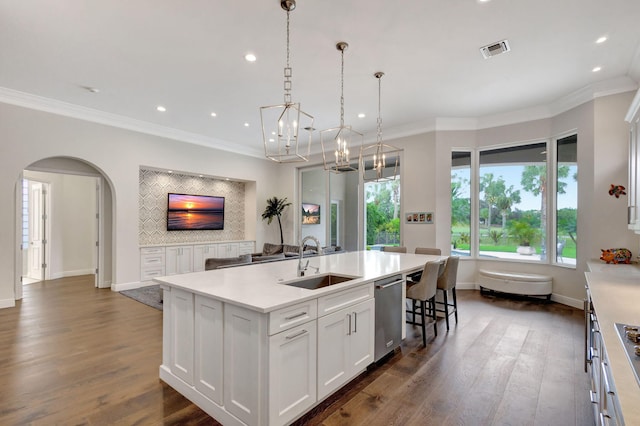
42;239;47;245
95;268;99;274
42;263;47;269
96;241;99;247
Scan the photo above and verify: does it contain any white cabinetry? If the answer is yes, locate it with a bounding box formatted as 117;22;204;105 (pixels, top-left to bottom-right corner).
160;281;374;426
193;244;218;272
268;322;317;425
166;245;194;276
317;298;374;400
141;241;255;281
140;247;165;282
194;295;223;404
169;287;195;385
586;284;623;425
217;243;239;258
627;89;640;232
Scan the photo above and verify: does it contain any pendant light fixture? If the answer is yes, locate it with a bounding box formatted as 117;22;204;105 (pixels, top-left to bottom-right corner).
320;42;363;173
260;0;314;163
361;71;399;182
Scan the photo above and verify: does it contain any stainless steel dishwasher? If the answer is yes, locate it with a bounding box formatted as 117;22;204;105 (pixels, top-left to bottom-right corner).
374;274;404;361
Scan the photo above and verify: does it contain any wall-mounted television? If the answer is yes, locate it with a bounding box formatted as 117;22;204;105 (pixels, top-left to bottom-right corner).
302;202;321;225
167;193;225;231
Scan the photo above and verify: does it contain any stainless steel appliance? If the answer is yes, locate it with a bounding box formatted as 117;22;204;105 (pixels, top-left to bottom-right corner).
374;274;404;361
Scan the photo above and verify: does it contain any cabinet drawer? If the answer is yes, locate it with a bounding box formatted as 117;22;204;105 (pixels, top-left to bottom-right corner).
317;283;374;317
269;300;318;335
238;242;255;255
141;254;165;268
141;247;165;255
141;268;165;281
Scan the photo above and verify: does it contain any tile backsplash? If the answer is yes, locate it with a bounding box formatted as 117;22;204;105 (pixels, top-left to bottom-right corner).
139;169;245;245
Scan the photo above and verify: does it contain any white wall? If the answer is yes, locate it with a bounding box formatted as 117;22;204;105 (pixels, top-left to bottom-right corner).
0;90;637;308
0;102;283;307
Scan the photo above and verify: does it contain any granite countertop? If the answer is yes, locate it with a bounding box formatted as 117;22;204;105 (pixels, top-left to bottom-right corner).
154;250;443;313
585;260;640;424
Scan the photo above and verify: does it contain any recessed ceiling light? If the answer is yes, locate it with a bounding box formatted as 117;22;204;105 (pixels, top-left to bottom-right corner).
156;105;167;112
358;113;365;118
168;170;173;173
210;112;217;117
596;36;607;44
245;53;257;62
592;66;602;72
244;122;250;127
477;0;491;3
269;138;275;142
199;174;203;177
83;86;100;93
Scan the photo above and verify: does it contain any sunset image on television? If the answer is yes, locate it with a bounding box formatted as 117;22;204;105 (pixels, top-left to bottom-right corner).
167;193;224;230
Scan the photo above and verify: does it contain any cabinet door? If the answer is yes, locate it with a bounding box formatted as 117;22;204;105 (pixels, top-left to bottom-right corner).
165;247;180;276
193;245;218;272
170;288;194;385
224;304;264;425
348;298;375;373
178;245;194;274
195;295;223;404
218;243;239;258
317;298;375;400
269;322;317;425
317;307;351;400
166;246;194;275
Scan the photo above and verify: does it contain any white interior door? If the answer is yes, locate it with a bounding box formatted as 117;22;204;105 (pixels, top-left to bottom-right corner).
27;181;44;281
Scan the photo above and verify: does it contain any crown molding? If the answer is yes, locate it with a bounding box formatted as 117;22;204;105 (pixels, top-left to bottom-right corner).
0;87;265;159
2;76;638;156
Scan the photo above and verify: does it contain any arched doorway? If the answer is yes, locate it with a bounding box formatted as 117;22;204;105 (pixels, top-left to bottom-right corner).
15;156;114;299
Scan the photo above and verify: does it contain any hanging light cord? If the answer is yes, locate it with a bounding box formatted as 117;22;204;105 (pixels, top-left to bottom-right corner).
376;75;382;144
284;9;292;105
339;47;345;127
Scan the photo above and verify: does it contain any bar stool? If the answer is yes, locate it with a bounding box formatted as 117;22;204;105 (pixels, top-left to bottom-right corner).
414;247;441;255
383;246;407;253
406;261;440;346
436;256;460;331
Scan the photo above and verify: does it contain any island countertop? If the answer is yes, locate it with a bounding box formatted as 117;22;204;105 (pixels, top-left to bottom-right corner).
585;261;640;424
154;250;442;313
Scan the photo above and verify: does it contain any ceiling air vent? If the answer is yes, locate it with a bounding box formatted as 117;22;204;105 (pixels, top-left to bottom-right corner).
480;39;511;59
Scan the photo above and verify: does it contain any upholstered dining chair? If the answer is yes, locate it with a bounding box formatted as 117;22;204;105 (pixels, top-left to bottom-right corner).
436;256;460;331
406;261;440;346
415;247;441;255
383;246;407;253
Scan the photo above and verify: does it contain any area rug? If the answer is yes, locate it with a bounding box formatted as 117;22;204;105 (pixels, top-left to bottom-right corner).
120;285;163;311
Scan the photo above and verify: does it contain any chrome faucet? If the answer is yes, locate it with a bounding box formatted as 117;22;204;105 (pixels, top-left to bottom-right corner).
298;235;321;276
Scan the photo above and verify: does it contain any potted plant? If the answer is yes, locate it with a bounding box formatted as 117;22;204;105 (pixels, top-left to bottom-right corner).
261;196;292;245
508;220;540;255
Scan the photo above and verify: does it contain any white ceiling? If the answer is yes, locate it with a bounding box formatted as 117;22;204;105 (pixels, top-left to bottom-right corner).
1;0;639;158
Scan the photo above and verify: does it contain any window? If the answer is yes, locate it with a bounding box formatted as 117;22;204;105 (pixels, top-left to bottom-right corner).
451;152;471;256
364;179;401;249
556;135;577;265
450;136;577;266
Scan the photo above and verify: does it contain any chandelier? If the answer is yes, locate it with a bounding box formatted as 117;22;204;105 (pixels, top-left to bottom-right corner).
320;42;363;173
361;71;399;182
260;0;314;163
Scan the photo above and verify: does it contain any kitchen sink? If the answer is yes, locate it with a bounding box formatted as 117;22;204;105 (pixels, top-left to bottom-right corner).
282;273;358;290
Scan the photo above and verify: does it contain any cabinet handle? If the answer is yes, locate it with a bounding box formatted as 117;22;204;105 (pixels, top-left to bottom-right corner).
589;390;598;404
285;329;308;340
601;362;615;396
590;347;599;359
600;412;612;426
284;312;307;321
353;312;357;333
347;314;352;335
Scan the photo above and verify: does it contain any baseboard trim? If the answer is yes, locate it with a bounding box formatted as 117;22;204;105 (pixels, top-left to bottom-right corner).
50;268;95;280
462;282;583;309
550;293;584;309
0;298;16;309
112;281;153;292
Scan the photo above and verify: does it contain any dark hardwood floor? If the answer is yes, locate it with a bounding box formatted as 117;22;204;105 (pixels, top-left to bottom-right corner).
0;275;593;425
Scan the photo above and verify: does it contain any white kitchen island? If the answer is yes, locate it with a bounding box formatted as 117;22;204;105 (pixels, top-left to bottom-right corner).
154;250;440;426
